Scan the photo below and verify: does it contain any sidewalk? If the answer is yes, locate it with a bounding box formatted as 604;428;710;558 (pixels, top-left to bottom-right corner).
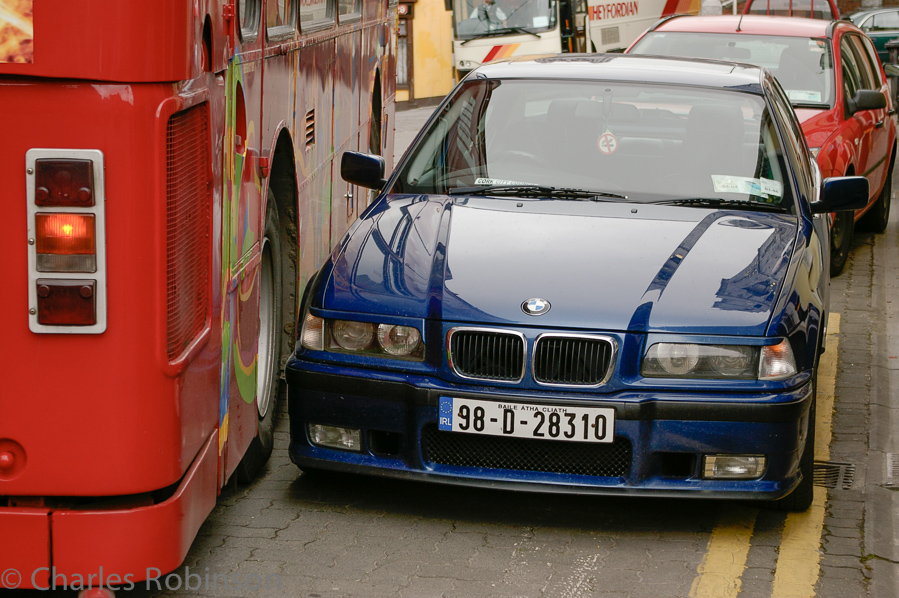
826;197;899;597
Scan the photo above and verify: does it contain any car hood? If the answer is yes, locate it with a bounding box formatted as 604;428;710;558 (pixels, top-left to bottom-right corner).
323;195;798;335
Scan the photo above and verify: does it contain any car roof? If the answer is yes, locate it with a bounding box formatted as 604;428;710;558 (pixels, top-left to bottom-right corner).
472;53;765;93
649;14;842;38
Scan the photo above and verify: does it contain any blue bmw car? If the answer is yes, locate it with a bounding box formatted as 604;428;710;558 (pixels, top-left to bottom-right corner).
286;54;867;511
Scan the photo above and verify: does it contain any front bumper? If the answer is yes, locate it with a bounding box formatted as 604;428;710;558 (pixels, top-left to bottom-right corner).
287;361;813;501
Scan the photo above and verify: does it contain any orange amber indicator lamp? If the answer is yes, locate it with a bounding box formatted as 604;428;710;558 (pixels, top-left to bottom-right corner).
34;213;97;272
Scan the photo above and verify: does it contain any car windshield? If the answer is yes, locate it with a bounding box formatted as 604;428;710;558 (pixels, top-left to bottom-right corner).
391;78;794;211
453;0;556;39
631;32;835;108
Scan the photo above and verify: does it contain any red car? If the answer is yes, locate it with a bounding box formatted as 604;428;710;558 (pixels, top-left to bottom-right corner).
628;15;895;275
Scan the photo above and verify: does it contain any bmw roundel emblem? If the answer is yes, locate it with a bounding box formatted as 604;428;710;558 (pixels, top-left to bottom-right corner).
522;298;551;316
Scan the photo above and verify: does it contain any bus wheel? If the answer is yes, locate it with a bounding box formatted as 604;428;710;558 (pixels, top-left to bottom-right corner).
235;194;285;483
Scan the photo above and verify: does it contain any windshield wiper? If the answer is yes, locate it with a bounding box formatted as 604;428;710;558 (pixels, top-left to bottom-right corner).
448;184;629;201
651;197;786;211
460;27;540;45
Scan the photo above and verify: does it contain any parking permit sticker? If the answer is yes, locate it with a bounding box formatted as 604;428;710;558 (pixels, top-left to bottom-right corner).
760;178;783;197
787;90;822;103
597;130;618;155
712;175;783;199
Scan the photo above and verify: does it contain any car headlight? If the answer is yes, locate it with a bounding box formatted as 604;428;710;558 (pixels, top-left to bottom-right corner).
300;311;424;360
377;323;422;356
642;340;796;380
332;320;375;351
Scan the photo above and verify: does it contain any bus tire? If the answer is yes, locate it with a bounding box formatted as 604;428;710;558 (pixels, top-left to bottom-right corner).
235;193;285;483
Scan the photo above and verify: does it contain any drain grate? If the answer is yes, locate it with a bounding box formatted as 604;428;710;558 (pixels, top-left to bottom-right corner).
885;454;899;487
814;461;856;490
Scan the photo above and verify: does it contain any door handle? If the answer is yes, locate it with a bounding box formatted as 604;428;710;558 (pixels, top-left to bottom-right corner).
876;119;886;128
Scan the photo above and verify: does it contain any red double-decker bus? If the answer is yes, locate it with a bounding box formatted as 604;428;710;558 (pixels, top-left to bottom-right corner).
0;0;394;592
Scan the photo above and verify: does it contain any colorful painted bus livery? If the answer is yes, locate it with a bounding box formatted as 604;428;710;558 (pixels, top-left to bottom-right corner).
0;0;395;592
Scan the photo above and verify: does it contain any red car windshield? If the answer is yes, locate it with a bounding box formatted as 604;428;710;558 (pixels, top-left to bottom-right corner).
630;32;835;108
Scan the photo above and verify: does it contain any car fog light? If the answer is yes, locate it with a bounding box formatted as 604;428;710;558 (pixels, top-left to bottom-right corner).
703;455;766;479
308;424;362;451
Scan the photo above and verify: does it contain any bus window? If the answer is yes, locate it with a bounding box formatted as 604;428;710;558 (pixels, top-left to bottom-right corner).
240;0;262;39
301;0;336;29
340;0;362;18
268;0;297;37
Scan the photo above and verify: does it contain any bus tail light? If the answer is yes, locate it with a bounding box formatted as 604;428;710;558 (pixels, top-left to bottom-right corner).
34;213;97;272
34;159;95;207
36;280;97;326
27;149;107;334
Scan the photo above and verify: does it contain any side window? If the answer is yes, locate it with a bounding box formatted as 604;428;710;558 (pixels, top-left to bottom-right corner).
840;36;863;108
872;11;899;31
267;0;297;37
239;0;262;40
300;0;335;30
339;0;361;18
847;35;876;90
856;34;885;88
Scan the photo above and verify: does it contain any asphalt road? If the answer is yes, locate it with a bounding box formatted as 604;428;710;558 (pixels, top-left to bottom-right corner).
9;104;898;598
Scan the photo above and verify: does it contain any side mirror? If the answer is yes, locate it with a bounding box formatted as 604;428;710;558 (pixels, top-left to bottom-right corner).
811;176;869;213
846;89;887;115
341;151;387;190
884;63;899;78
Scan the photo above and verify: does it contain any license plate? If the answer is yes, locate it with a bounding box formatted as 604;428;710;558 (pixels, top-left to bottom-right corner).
438;397;615;443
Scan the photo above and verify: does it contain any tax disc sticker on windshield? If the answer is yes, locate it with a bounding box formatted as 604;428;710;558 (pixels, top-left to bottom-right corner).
597;130;618;155
712;175;770;198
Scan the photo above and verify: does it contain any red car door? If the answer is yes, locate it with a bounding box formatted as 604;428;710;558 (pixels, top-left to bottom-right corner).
839;32;890;209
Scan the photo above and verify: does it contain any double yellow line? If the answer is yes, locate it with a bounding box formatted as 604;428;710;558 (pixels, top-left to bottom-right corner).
690;314;840;598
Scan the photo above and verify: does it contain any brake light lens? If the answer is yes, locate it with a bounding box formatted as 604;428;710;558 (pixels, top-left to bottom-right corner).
34;213;97;272
34;159;94;207
36;280;97;326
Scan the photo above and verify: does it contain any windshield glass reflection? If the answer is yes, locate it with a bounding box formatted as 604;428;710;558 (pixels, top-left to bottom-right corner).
631;32;835;108
453;0;556;38
393;78;793;210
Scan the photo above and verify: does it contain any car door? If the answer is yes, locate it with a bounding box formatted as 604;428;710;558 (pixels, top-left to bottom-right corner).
848;33;891;202
839;33;879;206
